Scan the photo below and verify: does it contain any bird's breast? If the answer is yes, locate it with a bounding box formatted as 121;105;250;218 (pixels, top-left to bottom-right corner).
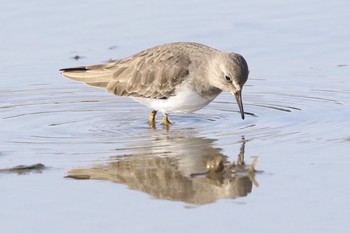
131;85;220;114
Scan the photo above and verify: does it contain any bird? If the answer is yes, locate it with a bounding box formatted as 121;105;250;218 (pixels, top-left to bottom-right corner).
60;42;249;127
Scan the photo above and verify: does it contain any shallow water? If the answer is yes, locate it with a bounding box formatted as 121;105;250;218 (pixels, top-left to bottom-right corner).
1;0;350;232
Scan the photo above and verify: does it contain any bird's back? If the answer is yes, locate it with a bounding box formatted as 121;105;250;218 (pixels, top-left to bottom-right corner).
60;42;217;99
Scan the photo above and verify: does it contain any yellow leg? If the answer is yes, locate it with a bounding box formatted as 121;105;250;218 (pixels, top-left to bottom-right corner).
148;110;157;127
161;114;171;126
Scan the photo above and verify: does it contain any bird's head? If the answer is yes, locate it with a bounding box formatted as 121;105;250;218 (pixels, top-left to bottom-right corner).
210;52;249;119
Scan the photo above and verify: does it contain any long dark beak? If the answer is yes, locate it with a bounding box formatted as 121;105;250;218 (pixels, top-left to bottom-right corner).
232;90;245;120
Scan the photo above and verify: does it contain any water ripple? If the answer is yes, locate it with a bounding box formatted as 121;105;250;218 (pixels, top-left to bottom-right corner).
1;74;349;159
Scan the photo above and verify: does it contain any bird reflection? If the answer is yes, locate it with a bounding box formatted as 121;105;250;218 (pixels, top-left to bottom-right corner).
67;131;260;205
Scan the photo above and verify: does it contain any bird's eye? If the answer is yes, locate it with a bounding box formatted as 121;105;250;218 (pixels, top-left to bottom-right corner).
225;75;232;82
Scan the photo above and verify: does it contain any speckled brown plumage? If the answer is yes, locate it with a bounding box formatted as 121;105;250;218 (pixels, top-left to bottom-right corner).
60;42;220;99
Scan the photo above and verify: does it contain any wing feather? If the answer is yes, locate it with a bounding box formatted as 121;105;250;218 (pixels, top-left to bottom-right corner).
61;45;191;99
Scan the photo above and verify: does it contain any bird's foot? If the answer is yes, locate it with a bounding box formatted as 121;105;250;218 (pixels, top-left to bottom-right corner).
161;114;172;128
148;110;157;128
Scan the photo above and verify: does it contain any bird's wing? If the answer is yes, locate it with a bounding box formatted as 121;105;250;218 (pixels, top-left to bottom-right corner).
60;49;191;99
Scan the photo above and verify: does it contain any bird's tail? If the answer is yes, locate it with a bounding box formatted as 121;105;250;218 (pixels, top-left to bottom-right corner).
60;62;117;88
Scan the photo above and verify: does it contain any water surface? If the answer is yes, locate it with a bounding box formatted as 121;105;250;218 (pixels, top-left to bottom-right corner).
1;0;349;233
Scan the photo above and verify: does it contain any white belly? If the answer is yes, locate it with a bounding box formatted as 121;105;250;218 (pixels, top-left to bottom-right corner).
131;87;219;114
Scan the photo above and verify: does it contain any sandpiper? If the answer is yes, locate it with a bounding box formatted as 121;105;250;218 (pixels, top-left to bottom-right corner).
60;42;249;126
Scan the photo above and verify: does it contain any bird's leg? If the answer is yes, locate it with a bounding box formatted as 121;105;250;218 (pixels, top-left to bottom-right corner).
161;113;172;127
148;110;157;127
